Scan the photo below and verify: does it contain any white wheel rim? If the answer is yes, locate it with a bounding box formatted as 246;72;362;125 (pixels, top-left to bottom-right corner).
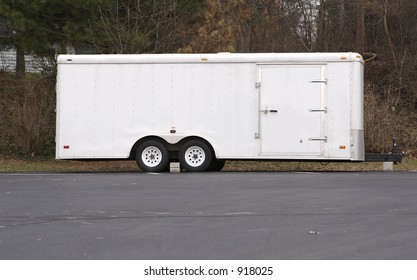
184;146;206;167
141;146;163;167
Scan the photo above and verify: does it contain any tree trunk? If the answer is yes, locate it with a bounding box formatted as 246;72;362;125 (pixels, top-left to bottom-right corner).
316;0;327;51
16;45;25;79
383;0;398;71
356;0;365;53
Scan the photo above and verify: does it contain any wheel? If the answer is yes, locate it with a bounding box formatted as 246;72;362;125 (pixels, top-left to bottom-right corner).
135;140;169;172
179;140;213;172
208;159;226;171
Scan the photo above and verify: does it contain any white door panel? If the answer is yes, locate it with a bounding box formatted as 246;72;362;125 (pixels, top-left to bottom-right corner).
259;65;326;156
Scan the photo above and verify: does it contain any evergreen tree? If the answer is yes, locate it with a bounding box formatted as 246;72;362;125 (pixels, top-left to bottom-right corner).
0;0;102;77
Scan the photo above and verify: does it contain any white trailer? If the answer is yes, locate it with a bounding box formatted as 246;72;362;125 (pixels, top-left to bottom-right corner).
56;52;364;172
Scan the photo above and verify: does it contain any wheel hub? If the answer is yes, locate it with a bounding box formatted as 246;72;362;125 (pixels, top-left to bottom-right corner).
185;146;206;167
141;146;162;167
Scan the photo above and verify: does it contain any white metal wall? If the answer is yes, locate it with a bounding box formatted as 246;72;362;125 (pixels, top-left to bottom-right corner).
56;53;364;161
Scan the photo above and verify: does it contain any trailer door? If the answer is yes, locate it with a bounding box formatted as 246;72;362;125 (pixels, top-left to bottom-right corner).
258;65;326;156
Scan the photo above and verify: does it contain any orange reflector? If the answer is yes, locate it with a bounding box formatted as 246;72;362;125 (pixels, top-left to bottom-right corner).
63;145;70;149
201;57;208;61
339;145;346;149
341;56;347;60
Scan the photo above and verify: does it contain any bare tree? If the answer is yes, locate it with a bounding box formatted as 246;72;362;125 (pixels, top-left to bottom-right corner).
89;0;196;54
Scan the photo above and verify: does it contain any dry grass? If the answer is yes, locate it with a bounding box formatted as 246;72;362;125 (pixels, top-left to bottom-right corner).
0;157;138;173
1;156;416;173
223;159;417;172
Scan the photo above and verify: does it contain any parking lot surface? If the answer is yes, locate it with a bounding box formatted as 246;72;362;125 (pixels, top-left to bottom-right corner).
0;172;416;259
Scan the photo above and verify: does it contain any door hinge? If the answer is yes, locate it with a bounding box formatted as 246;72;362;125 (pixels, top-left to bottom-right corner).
308;107;327;113
255;133;260;139
309;80;327;84
308;137;327;142
255;82;261;88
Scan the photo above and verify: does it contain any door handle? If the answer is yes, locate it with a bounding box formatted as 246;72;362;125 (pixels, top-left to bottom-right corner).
261;107;278;114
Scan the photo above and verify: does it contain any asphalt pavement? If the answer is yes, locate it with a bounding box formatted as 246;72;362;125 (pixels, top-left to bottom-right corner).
0;171;416;259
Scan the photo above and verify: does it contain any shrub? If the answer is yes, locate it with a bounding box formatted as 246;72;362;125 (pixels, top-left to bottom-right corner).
0;73;55;156
364;84;417;156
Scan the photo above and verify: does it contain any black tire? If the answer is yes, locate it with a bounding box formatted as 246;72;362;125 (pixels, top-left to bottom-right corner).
179;140;213;172
208;159;226;171
135;140;169;172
